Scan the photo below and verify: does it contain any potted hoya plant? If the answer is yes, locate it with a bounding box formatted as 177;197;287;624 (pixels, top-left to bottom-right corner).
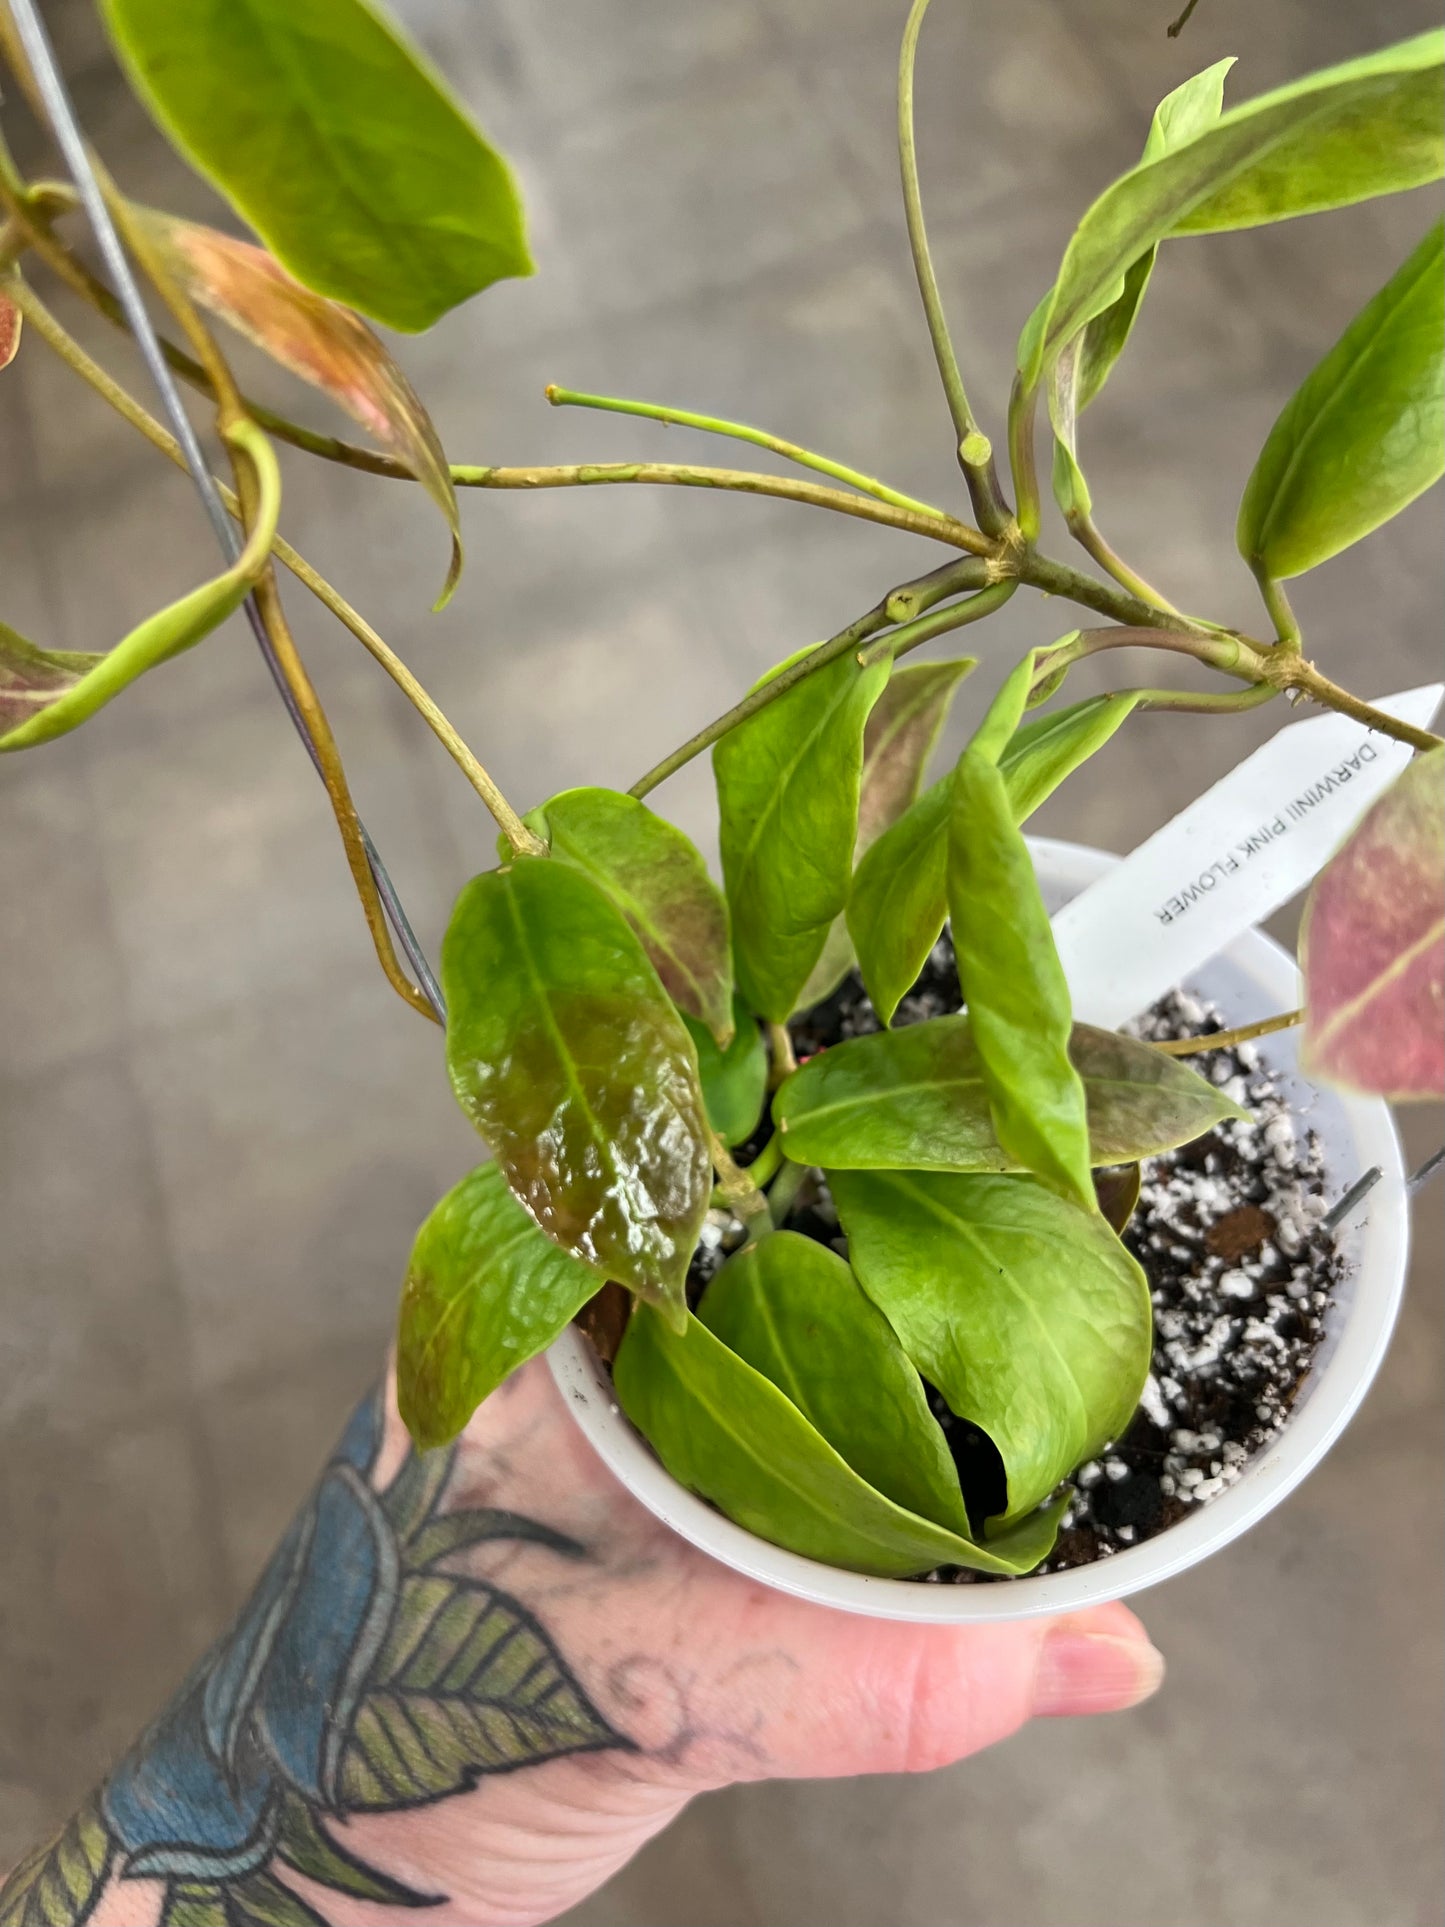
1;0;1441;1621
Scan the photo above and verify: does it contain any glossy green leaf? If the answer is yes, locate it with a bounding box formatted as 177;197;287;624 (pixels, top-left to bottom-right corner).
1021;31;1444;387
948;673;1094;1212
795;656;975;1011
773;1015;1245;1171
847;690;1140;1026
716;646;891;1021
699;1231;973;1535
0;427;279;753
1049;61;1235;518
1237;222;1445;579
132;206;463;607
683;995;768;1146
614;1305;1065;1577
441;857;711;1322
831;1169;1152;1523
396;1162;600;1450
526;788;734;1046
998;691;1144;822
98;0;532;333
1301;746;1445;1097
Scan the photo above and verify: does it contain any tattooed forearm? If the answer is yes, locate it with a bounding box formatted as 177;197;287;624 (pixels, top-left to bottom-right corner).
0;1388;630;1927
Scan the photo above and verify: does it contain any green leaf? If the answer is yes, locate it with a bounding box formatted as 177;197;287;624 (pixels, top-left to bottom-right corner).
0;1794;110;1927
847;689;1138;1026
0;428;279;754
795;657;975;1012
526;788;734;1046
1301;745;1445;1098
1049;59;1235;518
683;994;768;1146
341;1570;619;1809
397;1162;601;1449
773;1015;1245;1171
699;1232;973;1536
831;1170;1152;1523
716;646;892;1021
1021;31;1444;388
441;857;711;1322
997;692;1144;822
614;1305;1065;1577
948;676;1094;1212
275;1792;436;1909
98;0;532;333
131;207;463;607
1237;221;1445;579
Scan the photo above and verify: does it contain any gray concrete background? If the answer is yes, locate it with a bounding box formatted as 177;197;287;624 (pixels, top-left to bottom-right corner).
1;1;1441;1920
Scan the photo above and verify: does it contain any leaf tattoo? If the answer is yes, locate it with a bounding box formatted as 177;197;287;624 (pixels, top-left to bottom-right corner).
0;1388;627;1926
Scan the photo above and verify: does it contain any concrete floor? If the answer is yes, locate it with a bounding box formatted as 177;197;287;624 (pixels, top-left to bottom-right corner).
1;1;1441;1920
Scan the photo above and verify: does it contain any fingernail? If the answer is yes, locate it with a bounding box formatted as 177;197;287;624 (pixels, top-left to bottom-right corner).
1033;1629;1165;1717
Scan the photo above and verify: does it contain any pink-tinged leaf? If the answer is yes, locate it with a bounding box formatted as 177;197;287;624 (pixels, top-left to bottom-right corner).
0;289;20;371
0;622;103;736
795;657;974;1011
134;208;463;606
858;657;976;850
1301;747;1445;1098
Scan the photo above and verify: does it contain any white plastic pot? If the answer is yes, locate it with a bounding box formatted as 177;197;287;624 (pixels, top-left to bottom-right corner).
548;838;1409;1623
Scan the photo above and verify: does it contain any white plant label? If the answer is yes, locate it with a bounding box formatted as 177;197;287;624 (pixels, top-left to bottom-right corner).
1052;684;1444;1029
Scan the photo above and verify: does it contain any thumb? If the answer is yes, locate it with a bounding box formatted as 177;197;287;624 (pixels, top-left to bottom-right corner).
694;1595;1162;1785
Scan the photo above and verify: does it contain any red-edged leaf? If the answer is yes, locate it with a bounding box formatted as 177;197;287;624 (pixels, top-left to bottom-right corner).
1301;746;1445;1098
134;208;462;606
858;657;975;849
795;657;973;1011
0;289;20;371
0;622;103;737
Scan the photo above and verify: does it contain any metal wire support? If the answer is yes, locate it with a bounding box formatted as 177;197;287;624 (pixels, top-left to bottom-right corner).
5;0;446;1022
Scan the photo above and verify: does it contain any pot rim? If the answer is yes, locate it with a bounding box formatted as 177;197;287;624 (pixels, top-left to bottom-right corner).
547;836;1409;1623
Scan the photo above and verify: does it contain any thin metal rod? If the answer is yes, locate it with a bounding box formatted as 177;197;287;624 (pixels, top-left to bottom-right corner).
6;0;446;1022
1408;1144;1445;1197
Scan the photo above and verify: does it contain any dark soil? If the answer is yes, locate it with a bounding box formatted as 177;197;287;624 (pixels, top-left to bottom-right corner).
685;928;1344;1579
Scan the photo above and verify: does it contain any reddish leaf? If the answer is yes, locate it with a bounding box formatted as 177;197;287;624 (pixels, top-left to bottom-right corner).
134;208;462;606
858;657;975;849
0;622;103;737
0;289;20;371
1301;747;1444;1098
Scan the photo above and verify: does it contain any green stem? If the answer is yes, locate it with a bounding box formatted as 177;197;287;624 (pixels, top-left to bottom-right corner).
628;606;892;798
1154;1007;1303;1056
1037;623;1260;684
1130;682;1279;716
863;577;1018;664
452;460;991;555
743;1135;785;1189
1270;656;1443;751
545;384;947;521
8;272;546;856
629;565;1013;799
1253;566;1302;648
708;1129;773;1240
1064;507;1182;617
898;0;1010;535
765;1157;809;1230
1007;375;1042;545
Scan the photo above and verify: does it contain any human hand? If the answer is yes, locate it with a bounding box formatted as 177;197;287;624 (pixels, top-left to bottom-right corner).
8;1360;1162;1927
